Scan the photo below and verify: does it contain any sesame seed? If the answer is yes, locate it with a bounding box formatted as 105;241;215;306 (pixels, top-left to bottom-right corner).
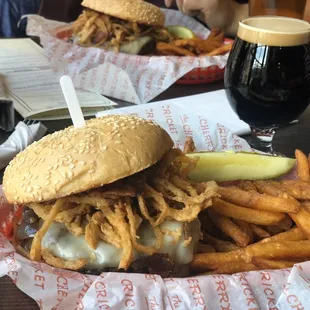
115;141;122;144
79;161;86;165
54;180;60;185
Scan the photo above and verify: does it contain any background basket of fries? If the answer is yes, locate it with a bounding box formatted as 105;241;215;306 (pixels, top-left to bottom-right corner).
176;38;233;85
26;10;231;104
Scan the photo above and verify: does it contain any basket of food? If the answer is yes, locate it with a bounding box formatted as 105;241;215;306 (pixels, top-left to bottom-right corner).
1;109;310;309
26;1;232;104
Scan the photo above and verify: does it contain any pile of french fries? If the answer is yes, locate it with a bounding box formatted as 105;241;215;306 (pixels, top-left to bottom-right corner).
192;149;310;275
156;28;233;57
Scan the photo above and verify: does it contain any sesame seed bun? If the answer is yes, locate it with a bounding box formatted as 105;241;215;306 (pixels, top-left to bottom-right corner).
3;115;173;205
81;0;165;27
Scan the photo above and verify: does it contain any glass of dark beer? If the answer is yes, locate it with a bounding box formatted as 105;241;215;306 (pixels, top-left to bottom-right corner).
225;16;310;154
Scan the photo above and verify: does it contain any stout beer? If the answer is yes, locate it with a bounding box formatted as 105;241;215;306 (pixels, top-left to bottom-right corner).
225;16;310;129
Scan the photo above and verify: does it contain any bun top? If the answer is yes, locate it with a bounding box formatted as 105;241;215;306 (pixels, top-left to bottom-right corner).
3;115;173;204
81;0;165;27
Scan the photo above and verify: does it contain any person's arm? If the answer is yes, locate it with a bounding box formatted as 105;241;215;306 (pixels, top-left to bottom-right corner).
165;0;249;37
199;1;248;37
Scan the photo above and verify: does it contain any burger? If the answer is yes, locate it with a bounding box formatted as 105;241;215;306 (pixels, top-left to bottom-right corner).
69;0;174;55
3;115;218;277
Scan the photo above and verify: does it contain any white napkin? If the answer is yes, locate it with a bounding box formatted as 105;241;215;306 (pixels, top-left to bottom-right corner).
0;122;47;170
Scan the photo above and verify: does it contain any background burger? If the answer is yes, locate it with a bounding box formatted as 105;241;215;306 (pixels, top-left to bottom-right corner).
69;0;175;55
3;115;218;277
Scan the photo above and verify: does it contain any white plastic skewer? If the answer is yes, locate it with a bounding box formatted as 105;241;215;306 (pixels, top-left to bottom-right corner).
60;75;86;128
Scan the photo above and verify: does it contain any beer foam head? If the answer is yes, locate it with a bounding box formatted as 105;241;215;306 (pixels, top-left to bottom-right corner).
238;16;310;46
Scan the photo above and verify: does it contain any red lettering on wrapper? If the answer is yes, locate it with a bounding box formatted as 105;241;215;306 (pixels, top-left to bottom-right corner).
260;271;278;309
217;124;229;150
237;273;259;309
212;275;231;310
187;278;206;309
4;252;17;271
121;279;135;308
145;108;155;120
145;296;160;310
287;295;304;310
51;275;69;309
199;117;214;150
145;274;157;282
7;270;18;284
36;298;43;310
179;114;193;136
31;262;45;289
75;282;91;310
162;105;178;135
95;280;109;309
167;294;183;309
164;278;175;283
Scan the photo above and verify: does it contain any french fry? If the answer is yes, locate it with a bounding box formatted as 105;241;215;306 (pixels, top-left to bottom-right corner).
199;211;216;235
301;201;310;213
208;209;251;247
264;225;284;236
265;216;292;235
243;240;310;263
202;261;258;275
205;43;234;56
219;186;300;213
212;198;285;225
280;180;310;200
289;206;310;239
233;219;254;243
295;149;310;181
250;224;271;240
156;42;195;57
277;215;293;231
238;181;258;192
259;227;306;243
191;249;244;271
203;232;240;252
197;243;216;253
252;257;296;270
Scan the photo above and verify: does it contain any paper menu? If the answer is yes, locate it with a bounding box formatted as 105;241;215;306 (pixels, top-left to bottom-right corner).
0;39;117;120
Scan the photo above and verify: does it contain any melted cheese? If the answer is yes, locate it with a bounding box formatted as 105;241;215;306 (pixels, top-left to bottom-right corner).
42;219;201;269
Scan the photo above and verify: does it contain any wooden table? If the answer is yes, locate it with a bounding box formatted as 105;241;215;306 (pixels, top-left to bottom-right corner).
1;81;310;309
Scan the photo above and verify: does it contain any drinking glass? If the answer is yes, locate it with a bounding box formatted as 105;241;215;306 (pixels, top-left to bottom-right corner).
224;16;310;154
